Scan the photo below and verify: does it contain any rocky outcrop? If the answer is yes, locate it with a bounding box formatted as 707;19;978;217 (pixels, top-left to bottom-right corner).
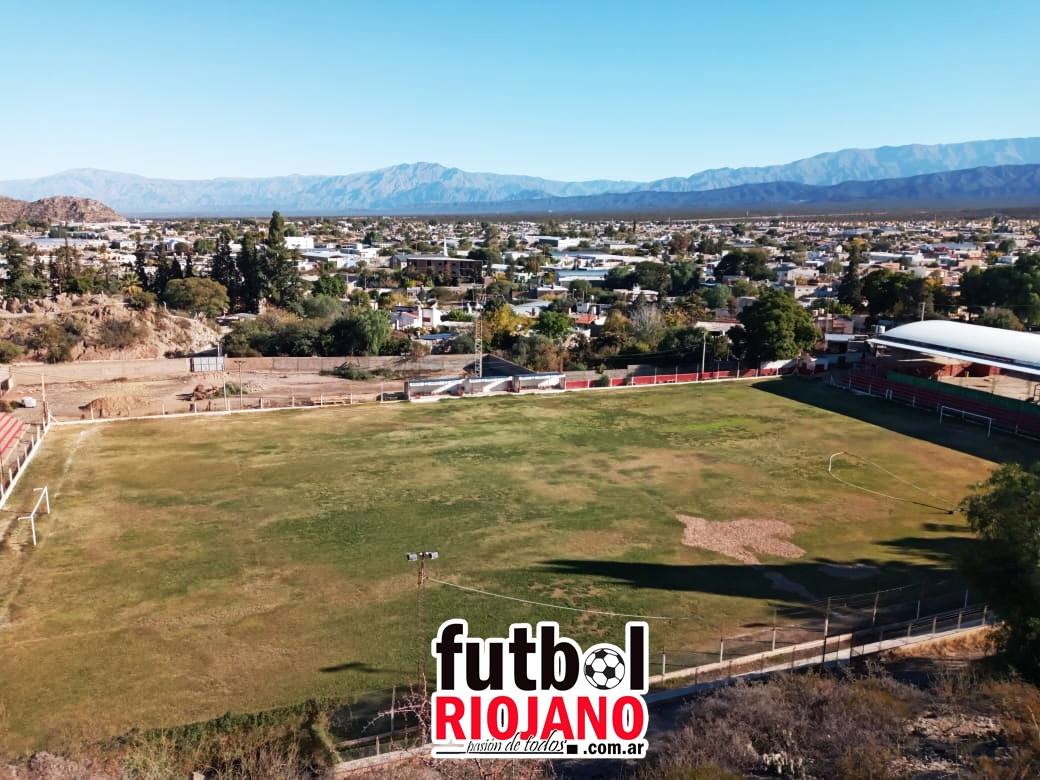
0;195;122;223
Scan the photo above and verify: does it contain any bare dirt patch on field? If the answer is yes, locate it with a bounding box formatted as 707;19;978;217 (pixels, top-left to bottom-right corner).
676;514;805;564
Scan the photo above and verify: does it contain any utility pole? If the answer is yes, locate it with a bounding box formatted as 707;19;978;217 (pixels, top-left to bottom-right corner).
235;360;244;408
406;550;439;686
473;293;485;379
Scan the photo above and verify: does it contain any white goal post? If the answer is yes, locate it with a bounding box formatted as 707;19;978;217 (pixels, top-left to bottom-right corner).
18;485;50;547
938;405;993;437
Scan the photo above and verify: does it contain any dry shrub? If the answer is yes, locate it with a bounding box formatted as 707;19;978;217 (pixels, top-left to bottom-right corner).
641;672;924;780
972;678;1040;778
110;713;327;780
95;318;146;350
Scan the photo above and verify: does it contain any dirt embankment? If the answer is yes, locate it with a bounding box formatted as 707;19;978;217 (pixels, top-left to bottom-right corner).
0;294;219;361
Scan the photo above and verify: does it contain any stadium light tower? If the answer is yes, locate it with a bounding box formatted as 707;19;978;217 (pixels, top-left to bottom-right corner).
406;551;439;684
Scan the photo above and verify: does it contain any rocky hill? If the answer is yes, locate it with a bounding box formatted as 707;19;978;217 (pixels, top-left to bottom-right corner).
0;294;219;361
0;196;24;223
0;195;122;223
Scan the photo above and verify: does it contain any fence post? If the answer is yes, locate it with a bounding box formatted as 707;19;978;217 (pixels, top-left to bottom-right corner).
871;590;880;625
964;589;970;608
932;616;937;635
771;626;777;652
982;605;988;624
906;622;913;639
661;653;666;677
957;610;962;630
718;638;724;663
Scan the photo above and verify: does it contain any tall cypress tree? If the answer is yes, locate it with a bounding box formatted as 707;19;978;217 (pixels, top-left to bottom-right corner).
153;241;174;298
838;240;866;309
237;231;263;312
261;211;302;309
210;228;242;309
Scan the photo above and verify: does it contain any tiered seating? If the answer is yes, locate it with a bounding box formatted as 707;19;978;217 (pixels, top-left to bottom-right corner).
847;372;1040;437
0;413;26;462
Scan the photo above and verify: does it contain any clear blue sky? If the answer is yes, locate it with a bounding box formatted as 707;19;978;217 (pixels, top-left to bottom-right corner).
1;0;1037;182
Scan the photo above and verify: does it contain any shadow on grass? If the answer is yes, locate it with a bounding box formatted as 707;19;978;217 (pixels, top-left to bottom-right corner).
319;661;408;675
753;376;1037;464
541;534;977;623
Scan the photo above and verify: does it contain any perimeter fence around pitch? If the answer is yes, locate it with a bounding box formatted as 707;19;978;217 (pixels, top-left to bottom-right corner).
321;579;992;763
649;580;980;680
835;371;1040;441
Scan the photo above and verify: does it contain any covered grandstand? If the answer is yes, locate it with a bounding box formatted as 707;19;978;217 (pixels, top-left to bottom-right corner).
840;320;1040;438
870;320;1040;377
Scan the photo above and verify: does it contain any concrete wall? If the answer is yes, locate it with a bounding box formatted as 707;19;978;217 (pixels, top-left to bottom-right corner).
9;354;476;386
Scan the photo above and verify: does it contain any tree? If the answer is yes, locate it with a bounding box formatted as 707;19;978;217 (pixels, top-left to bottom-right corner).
632;262;672;293
628;305;666;350
467;246;502;272
976;308;1024;331
328;308;391;355
152;242;178;298
860;270;936;319
210;229;242;308
960;254;1040;325
714;249;771;281
568;279;593;300
163;277;229;317
961;463;1040;680
701;284;733;311
605;266;635;290
262;211;303;309
670;261;701;295
312;273;347;299
731;288;818;362
237;232;264;312
534;309;572;340
837;242;866;309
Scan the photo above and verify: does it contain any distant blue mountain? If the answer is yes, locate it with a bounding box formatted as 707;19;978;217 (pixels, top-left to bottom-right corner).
437;164;1040;215
1;138;1039;215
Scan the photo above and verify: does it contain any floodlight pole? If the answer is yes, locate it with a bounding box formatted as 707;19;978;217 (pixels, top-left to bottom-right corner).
406;550;439;686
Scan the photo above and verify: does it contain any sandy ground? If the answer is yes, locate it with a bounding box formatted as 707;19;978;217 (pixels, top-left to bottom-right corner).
677;514;806;565
9;369;417;422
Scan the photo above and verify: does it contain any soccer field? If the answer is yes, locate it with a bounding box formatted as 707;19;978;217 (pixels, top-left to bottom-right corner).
0;380;1023;752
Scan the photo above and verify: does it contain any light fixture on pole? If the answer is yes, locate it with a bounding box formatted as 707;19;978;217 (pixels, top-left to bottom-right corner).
406;551;440;685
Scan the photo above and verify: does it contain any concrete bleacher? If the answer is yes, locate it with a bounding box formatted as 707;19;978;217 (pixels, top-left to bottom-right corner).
847;371;1040;438
0;413;26;463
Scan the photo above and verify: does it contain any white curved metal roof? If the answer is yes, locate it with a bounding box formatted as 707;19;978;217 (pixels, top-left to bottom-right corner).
869;320;1040;376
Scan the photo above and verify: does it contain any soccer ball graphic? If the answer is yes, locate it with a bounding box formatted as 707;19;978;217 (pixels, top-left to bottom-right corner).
584;648;625;690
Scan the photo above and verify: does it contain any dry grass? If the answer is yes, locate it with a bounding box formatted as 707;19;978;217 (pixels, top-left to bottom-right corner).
0;381;1012;754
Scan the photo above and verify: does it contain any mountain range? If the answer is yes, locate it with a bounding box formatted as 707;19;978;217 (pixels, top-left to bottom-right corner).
1;137;1039;216
426;164;1040;215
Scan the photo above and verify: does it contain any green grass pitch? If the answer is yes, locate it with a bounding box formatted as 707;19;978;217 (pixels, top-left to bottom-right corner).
0;379;1025;751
